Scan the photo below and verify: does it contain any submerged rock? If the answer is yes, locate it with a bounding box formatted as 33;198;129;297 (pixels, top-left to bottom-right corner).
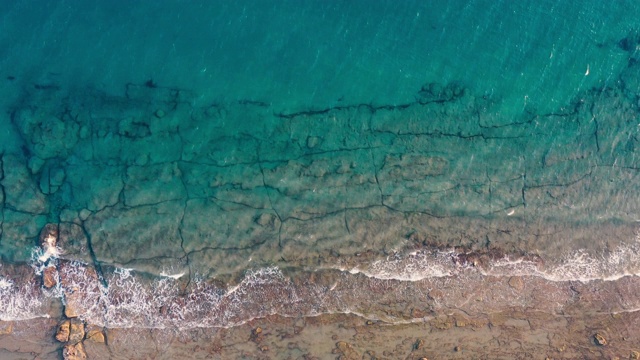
618;30;640;52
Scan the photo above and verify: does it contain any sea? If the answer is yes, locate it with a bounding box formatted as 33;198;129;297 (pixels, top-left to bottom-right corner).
1;0;640;358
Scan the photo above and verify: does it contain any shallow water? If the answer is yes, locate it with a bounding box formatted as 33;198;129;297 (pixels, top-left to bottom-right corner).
2;1;640;358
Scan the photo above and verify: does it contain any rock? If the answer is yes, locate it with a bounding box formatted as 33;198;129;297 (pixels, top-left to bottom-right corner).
118;117;151;138
28;156;45;174
336;341;348;352
255;213;277;228
79;209;92;221
63;341;87;360
0;322;13;335
618;30;640;52
55;321;70;342
58;261;101;319
43;266;57;288
250;327;264;343
2;154;48;214
85;329;105;343
508;276;524;291
306;136;322;149
333;341;359;360
594;333;607;346
64;300;80;319
40;166;66;194
68;321;85;343
39;223;58;248
155;109;166;118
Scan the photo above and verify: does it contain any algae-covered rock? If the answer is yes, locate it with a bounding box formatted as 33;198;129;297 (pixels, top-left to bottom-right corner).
64;164;124;212
0;210;48;262
12;107;80;159
1;154;48;214
123;162;186;207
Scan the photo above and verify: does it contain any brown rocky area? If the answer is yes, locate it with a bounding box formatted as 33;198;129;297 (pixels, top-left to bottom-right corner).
63;342;87;360
55;321;70;343
43;266;57;288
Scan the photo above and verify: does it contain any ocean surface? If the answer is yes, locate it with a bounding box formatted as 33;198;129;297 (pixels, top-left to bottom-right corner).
2;0;640;357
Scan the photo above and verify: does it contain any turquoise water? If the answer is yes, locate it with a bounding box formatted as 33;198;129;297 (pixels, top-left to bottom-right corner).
2;0;640;338
0;1;635;114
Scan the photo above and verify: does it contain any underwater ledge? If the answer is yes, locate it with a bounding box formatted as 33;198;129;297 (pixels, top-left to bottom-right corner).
2;62;640;357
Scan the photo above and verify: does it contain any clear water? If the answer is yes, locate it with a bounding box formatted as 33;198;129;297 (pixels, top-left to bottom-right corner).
1;0;640;335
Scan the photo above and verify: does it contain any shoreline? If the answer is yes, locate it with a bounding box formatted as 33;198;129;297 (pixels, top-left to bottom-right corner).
1;287;639;359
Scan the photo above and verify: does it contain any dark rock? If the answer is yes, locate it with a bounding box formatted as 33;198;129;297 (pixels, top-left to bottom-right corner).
593;333;607;346
618;30;640;52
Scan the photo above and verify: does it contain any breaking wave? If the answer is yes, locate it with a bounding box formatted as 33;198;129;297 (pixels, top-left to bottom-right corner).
0;230;639;328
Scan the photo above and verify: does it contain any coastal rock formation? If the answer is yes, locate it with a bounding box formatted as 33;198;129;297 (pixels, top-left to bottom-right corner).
2;73;639;280
42;266;57;288
68;321;85;344
85;329;105;343
55;321;70;343
62;342;87;360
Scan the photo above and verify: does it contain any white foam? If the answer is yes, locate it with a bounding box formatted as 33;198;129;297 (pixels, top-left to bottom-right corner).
159;271;185;280
344;250;453;281
1;230;640;328
338;229;640;283
0;276;50;321
0;277;12;289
